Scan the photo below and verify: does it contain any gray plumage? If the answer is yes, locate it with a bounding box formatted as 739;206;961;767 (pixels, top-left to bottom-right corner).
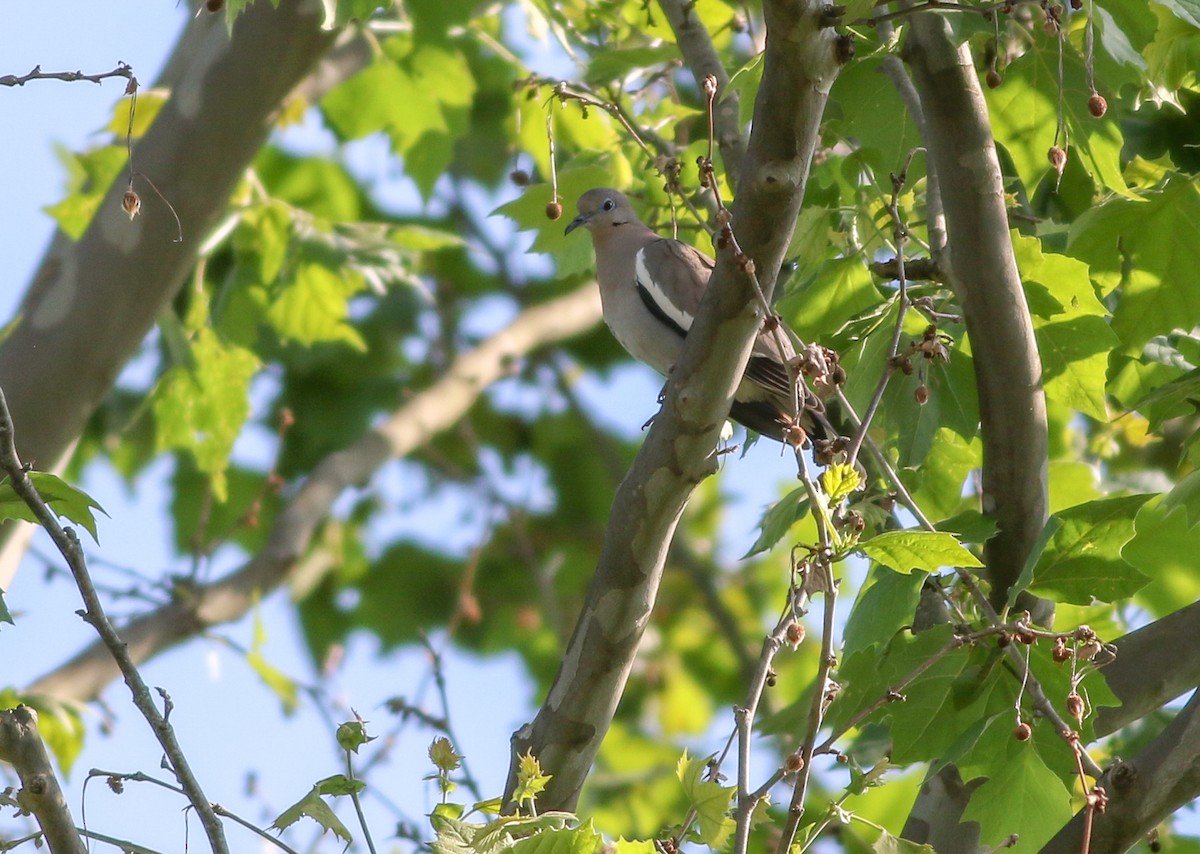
564;188;805;443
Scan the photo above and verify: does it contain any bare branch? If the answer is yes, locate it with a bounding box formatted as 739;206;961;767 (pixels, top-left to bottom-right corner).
0;388;229;854
656;0;748;185
0;62;133;88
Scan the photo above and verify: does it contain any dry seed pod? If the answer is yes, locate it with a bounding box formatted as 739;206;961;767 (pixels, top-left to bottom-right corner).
1048;146;1067;176
122;189;142;220
545;201;563;221
1088;93;1108;118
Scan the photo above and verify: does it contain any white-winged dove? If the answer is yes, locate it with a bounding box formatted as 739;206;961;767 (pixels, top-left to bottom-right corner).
565;188;815;444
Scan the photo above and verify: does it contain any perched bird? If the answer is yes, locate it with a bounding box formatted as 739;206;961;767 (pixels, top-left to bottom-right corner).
565;188;816;444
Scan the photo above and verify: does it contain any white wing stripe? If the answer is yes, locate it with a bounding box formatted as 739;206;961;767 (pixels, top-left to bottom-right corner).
635;248;694;334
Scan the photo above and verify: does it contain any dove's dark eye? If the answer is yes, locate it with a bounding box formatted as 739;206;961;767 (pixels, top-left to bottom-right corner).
602;198;615;211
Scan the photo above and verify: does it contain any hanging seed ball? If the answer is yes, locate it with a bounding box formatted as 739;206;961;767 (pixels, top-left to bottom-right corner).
1048;146;1067;176
122;189;142;220
545;201;563;221
509;169;530;186
786;622;807;648
986;68;1003;89
1067;692;1085;722
1014;722;1032;741
206;0;224;11
914;383;930;405
1088;93;1108;118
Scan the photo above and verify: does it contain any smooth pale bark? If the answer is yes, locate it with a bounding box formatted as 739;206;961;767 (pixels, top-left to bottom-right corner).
0;0;334;589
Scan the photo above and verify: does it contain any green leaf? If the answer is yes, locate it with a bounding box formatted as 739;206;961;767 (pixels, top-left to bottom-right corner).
961;736;1073;851
1069;182;1200;352
0;589;11;626
936;511;998;546
510;821;604;854
314;773;365;796
986;33;1132;199
778;257;883;343
1016;495;1153;605
514;749;552;807
743;485;810;558
0;472;108;543
585;46;679;85
842;564;926;659
822;463;862;503
246;608;300;715
44;145;128;239
152;328;259;502
267;262;367;350
859;531;983;574
271;783;353;843
494;164;622;278
676;752;734;847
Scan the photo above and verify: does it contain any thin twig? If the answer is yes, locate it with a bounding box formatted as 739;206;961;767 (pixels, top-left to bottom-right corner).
0;62;134;87
0;387;230;854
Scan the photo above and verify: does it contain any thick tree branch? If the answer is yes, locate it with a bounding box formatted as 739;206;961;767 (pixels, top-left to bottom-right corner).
903;13;1048;613
505;0;845;812
0;706;86;854
1043;690;1200;853
0;0;335;589
23;285;602;702
1095;600;1200;736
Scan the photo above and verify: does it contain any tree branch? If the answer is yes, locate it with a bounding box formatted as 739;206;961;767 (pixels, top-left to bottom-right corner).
0;388;229;854
504;0;846;813
0;706;86;854
1044;689;1200;853
656;0;748;186
903;12;1048;614
24;285;602;703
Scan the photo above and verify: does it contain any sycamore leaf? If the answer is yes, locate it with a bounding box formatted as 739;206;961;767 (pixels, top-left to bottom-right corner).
822;463;862;504
961;737;1072;851
510;820;603;854
152;328;258;502
859;531;983;574
1015;495;1153;605
271;783;352;843
676;752;734;848
0;472;108;543
744;485;810;557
